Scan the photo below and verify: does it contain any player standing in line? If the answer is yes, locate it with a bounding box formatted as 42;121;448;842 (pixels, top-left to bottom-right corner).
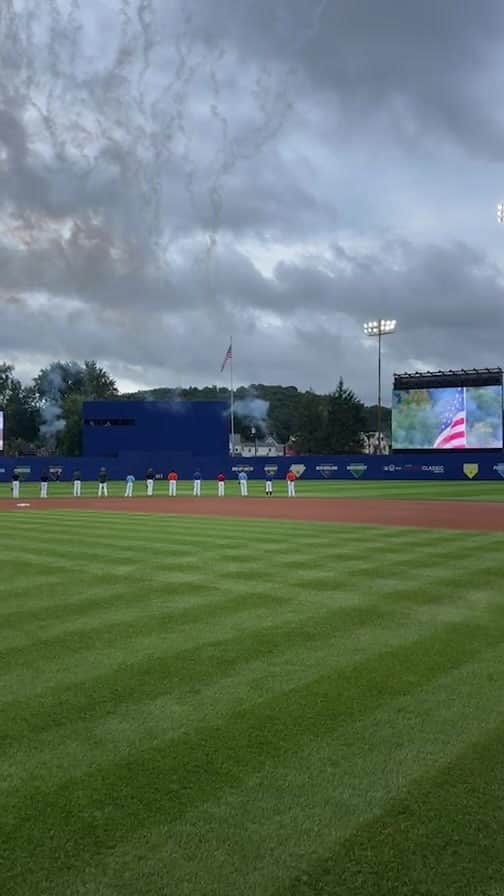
193;470;202;496
286;469;297;497
238;470;248;496
40;471;49;498
125;473;135;497
265;471;273;496
168;470;178;496
73;470;82;497
217;472;226;496
98;467;108;497
146;468;155;496
11;470;20;499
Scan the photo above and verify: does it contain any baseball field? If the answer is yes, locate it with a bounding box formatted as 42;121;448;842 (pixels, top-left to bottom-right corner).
2;484;504;895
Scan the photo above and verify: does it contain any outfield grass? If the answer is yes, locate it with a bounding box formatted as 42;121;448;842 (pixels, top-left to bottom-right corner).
2;478;504;501
2;511;504;895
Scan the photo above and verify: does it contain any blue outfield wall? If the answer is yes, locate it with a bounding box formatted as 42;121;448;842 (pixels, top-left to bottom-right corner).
1;452;504;482
82;400;229;457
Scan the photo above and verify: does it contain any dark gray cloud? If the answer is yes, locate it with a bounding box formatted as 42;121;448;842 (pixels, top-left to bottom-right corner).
1;0;504;403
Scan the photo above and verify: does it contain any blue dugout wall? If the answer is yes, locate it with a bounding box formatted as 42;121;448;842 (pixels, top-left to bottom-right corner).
1;452;504;482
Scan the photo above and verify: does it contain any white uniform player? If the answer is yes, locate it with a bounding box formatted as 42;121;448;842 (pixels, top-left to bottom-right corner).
73;471;82;497
12;473;20;499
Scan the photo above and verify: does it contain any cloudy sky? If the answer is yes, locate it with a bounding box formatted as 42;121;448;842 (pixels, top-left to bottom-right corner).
1;0;504;402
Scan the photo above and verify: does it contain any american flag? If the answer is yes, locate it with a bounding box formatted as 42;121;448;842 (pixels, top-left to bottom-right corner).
220;343;232;372
434;388;467;449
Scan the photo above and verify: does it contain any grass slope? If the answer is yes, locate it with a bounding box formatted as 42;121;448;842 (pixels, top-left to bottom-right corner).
2;512;504;895
1;479;504;501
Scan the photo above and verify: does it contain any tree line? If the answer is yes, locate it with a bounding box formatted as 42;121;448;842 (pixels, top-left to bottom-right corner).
0;361;391;455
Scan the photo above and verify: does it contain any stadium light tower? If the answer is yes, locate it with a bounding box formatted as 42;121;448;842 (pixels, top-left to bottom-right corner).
363;319;397;452
498;203;504;223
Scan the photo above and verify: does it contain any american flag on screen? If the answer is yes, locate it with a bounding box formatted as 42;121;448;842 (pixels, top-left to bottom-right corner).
434;388;467;449
220;343;232;372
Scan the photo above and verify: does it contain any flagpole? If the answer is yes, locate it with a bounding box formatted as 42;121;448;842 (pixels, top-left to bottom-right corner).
229;337;235;455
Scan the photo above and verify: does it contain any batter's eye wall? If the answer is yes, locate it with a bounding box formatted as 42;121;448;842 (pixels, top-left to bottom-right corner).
83;400;229;457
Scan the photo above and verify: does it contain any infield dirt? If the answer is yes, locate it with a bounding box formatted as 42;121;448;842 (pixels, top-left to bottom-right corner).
1;496;503;532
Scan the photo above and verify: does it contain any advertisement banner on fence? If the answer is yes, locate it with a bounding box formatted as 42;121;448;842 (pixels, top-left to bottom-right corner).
463;463;479;480
289;464;306;478
316;464;339;478
347;463;367;479
14;466;31;480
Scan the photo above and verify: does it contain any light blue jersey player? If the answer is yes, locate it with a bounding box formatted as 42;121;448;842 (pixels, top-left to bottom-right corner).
238;470;248;496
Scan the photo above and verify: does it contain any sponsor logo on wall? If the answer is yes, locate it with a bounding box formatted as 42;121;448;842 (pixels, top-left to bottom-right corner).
463;463;479;480
493;464;504;478
289;464;306;478
421;465;445;474
264;465;278;476
232;465;255;473
383;464;403;473
14;466;31;479
347;463;367;479
49;466;63;480
315;464;339;478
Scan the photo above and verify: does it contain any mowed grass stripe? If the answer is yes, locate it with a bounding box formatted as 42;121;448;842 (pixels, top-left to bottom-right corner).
63;651;504;896
3;537;500;650
2;521;501;668
4;634;504;894
2;513;504;895
6;560;502;751
4;594;504;797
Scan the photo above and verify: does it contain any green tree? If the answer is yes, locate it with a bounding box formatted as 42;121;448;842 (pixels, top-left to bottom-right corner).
295;389;328;453
325;378;366;453
34;360;118;454
0;364;41;451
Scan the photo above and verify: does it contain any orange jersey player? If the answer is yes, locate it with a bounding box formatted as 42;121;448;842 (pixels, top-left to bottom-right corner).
286;469;297;497
168;470;178;497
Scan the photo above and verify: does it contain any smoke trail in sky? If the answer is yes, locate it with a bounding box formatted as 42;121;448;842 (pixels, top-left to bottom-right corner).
0;0;325;281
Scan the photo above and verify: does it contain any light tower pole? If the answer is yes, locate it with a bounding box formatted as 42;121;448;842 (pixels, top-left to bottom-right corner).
363;319;397;452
